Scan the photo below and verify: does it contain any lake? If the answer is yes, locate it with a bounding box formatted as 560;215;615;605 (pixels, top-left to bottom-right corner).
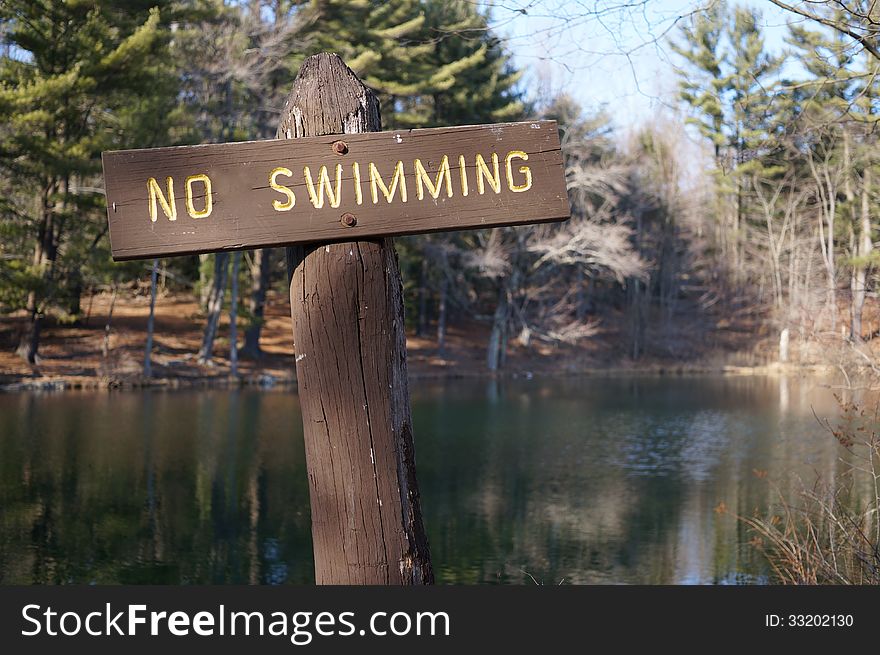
0;375;859;584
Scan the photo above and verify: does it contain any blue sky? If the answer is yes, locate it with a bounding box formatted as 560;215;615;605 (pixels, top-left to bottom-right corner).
491;0;799;128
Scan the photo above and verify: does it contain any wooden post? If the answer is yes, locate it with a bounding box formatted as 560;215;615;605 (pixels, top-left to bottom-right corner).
280;53;433;584
101;50;569;585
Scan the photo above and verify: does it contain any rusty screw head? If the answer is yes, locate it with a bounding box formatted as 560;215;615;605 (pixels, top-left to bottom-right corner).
340;212;357;227
332;140;349;155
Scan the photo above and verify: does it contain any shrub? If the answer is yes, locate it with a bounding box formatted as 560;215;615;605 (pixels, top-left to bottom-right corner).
739;396;880;584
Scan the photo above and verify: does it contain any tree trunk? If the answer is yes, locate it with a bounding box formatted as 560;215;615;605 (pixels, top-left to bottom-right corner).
487;284;509;372
416;257;428;337
144;258;158;378
281;53;432;585
576;268;590;321
499;311;509;369
779;327;790;364
102;285;118;360
18;308;42;366
628;277;646;360
826;197;837;332
437;274;448;356
199;253;229;364
17;184;55;364
241;248;271;358
229;252;241;377
851;169;872;342
198;254;211;310
67;277;82;319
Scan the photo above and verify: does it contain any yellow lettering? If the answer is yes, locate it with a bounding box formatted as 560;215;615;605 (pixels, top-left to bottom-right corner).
476;153;501;195
505;151;532;193
415;156;453;200
147;176;176;222
304;164;343;209
458;155;468;197
184;173;213;218
353;162;363;206
369;161;408;204
269;167;296;211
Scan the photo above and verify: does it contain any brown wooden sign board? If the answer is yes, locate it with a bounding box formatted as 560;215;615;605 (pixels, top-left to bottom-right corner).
101;120;569;260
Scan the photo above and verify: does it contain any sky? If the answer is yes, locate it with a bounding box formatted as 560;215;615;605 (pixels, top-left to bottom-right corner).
490;0;800;130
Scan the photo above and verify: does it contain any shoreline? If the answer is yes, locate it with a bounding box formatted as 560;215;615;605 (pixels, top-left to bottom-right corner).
1;291;858;394
0;361;836;393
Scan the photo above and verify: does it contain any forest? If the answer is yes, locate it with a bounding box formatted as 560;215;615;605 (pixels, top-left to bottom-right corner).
3;0;880;383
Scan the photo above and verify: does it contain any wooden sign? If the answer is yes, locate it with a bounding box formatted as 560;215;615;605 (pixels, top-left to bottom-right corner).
101;120;569;260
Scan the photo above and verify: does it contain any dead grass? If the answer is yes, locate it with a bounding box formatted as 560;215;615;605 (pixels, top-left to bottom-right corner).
736;396;880;585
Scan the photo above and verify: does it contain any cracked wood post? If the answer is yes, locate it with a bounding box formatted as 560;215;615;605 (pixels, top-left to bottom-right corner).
279;53;433;585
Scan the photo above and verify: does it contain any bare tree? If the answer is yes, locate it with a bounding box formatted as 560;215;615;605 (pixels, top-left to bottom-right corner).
464;119;649;370
768;1;880;61
806;134;846;331
144;258;158;378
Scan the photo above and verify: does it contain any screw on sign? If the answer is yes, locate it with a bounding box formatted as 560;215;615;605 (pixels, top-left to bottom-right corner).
101;53;570;585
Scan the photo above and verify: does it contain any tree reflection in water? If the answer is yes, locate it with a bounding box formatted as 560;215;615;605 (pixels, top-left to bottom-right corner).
0;376;864;584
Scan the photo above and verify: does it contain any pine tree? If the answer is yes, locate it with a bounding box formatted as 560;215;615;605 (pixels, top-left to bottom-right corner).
671;3;783;279
670;2;726;159
173;0;307;360
390;1;527;342
784;16;880;336
304;0;524;128
301;1;527;354
421;0;524;127
0;0;178;363
303;0;424;128
725;7;785;275
845;51;880;342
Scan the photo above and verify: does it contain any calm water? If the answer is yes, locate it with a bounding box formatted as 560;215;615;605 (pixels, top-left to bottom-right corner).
0;375;859;584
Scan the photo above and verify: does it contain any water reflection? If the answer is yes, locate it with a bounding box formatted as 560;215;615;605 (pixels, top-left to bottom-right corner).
0;390;313;584
0;375;866;584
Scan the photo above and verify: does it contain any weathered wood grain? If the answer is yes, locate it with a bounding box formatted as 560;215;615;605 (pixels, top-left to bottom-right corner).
102;118;569;260
284;53;433;584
